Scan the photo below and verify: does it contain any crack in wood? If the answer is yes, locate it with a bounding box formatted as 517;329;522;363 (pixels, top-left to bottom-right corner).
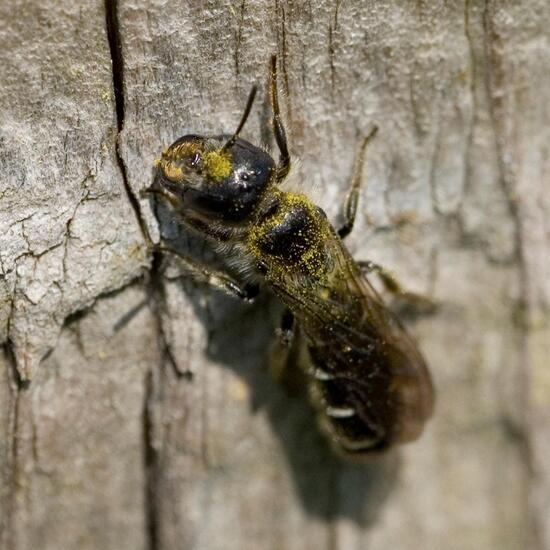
328;0;341;99
234;0;246;76
274;1;292;124
1;341;27;549
328;23;336;96
104;0;151;248
482;2;540;548
104;3;160;549
142;367;159;550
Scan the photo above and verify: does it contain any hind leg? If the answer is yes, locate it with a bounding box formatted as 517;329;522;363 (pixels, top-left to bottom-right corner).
270;309;310;397
358;260;437;315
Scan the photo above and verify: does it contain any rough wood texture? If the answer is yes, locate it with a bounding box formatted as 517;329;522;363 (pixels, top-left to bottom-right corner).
1;1;549;549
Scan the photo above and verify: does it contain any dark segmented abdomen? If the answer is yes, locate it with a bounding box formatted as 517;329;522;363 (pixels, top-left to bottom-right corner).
306;332;397;454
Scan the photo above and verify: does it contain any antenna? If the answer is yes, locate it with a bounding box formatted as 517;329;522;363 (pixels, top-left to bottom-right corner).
221;85;257;151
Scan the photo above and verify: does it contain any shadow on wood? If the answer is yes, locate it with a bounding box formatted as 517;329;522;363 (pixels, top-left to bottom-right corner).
166;254;401;526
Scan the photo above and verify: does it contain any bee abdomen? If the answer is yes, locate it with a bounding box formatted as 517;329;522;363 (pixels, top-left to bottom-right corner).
308;347;394;454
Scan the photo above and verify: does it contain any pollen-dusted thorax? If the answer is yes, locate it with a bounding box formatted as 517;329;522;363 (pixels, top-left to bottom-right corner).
248;191;332;283
154;134;276;223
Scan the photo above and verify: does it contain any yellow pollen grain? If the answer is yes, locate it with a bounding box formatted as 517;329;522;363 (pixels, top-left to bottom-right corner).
204;150;232;182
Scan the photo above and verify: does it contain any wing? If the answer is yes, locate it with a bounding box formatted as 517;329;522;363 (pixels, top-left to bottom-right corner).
268;231;434;452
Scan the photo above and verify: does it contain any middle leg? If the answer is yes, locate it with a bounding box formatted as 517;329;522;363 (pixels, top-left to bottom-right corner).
269;55;291;183
338;126;378;239
270;308;310;397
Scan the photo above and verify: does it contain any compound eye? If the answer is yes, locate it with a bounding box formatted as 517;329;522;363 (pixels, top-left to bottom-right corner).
186;152;201;168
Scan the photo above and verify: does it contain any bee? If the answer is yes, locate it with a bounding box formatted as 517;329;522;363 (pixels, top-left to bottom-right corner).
149;56;434;456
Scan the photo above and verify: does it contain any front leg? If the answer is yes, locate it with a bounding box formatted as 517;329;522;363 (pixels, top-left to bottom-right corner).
157;245;259;301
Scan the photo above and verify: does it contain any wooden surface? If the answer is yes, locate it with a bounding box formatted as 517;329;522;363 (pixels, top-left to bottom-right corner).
1;1;549;549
